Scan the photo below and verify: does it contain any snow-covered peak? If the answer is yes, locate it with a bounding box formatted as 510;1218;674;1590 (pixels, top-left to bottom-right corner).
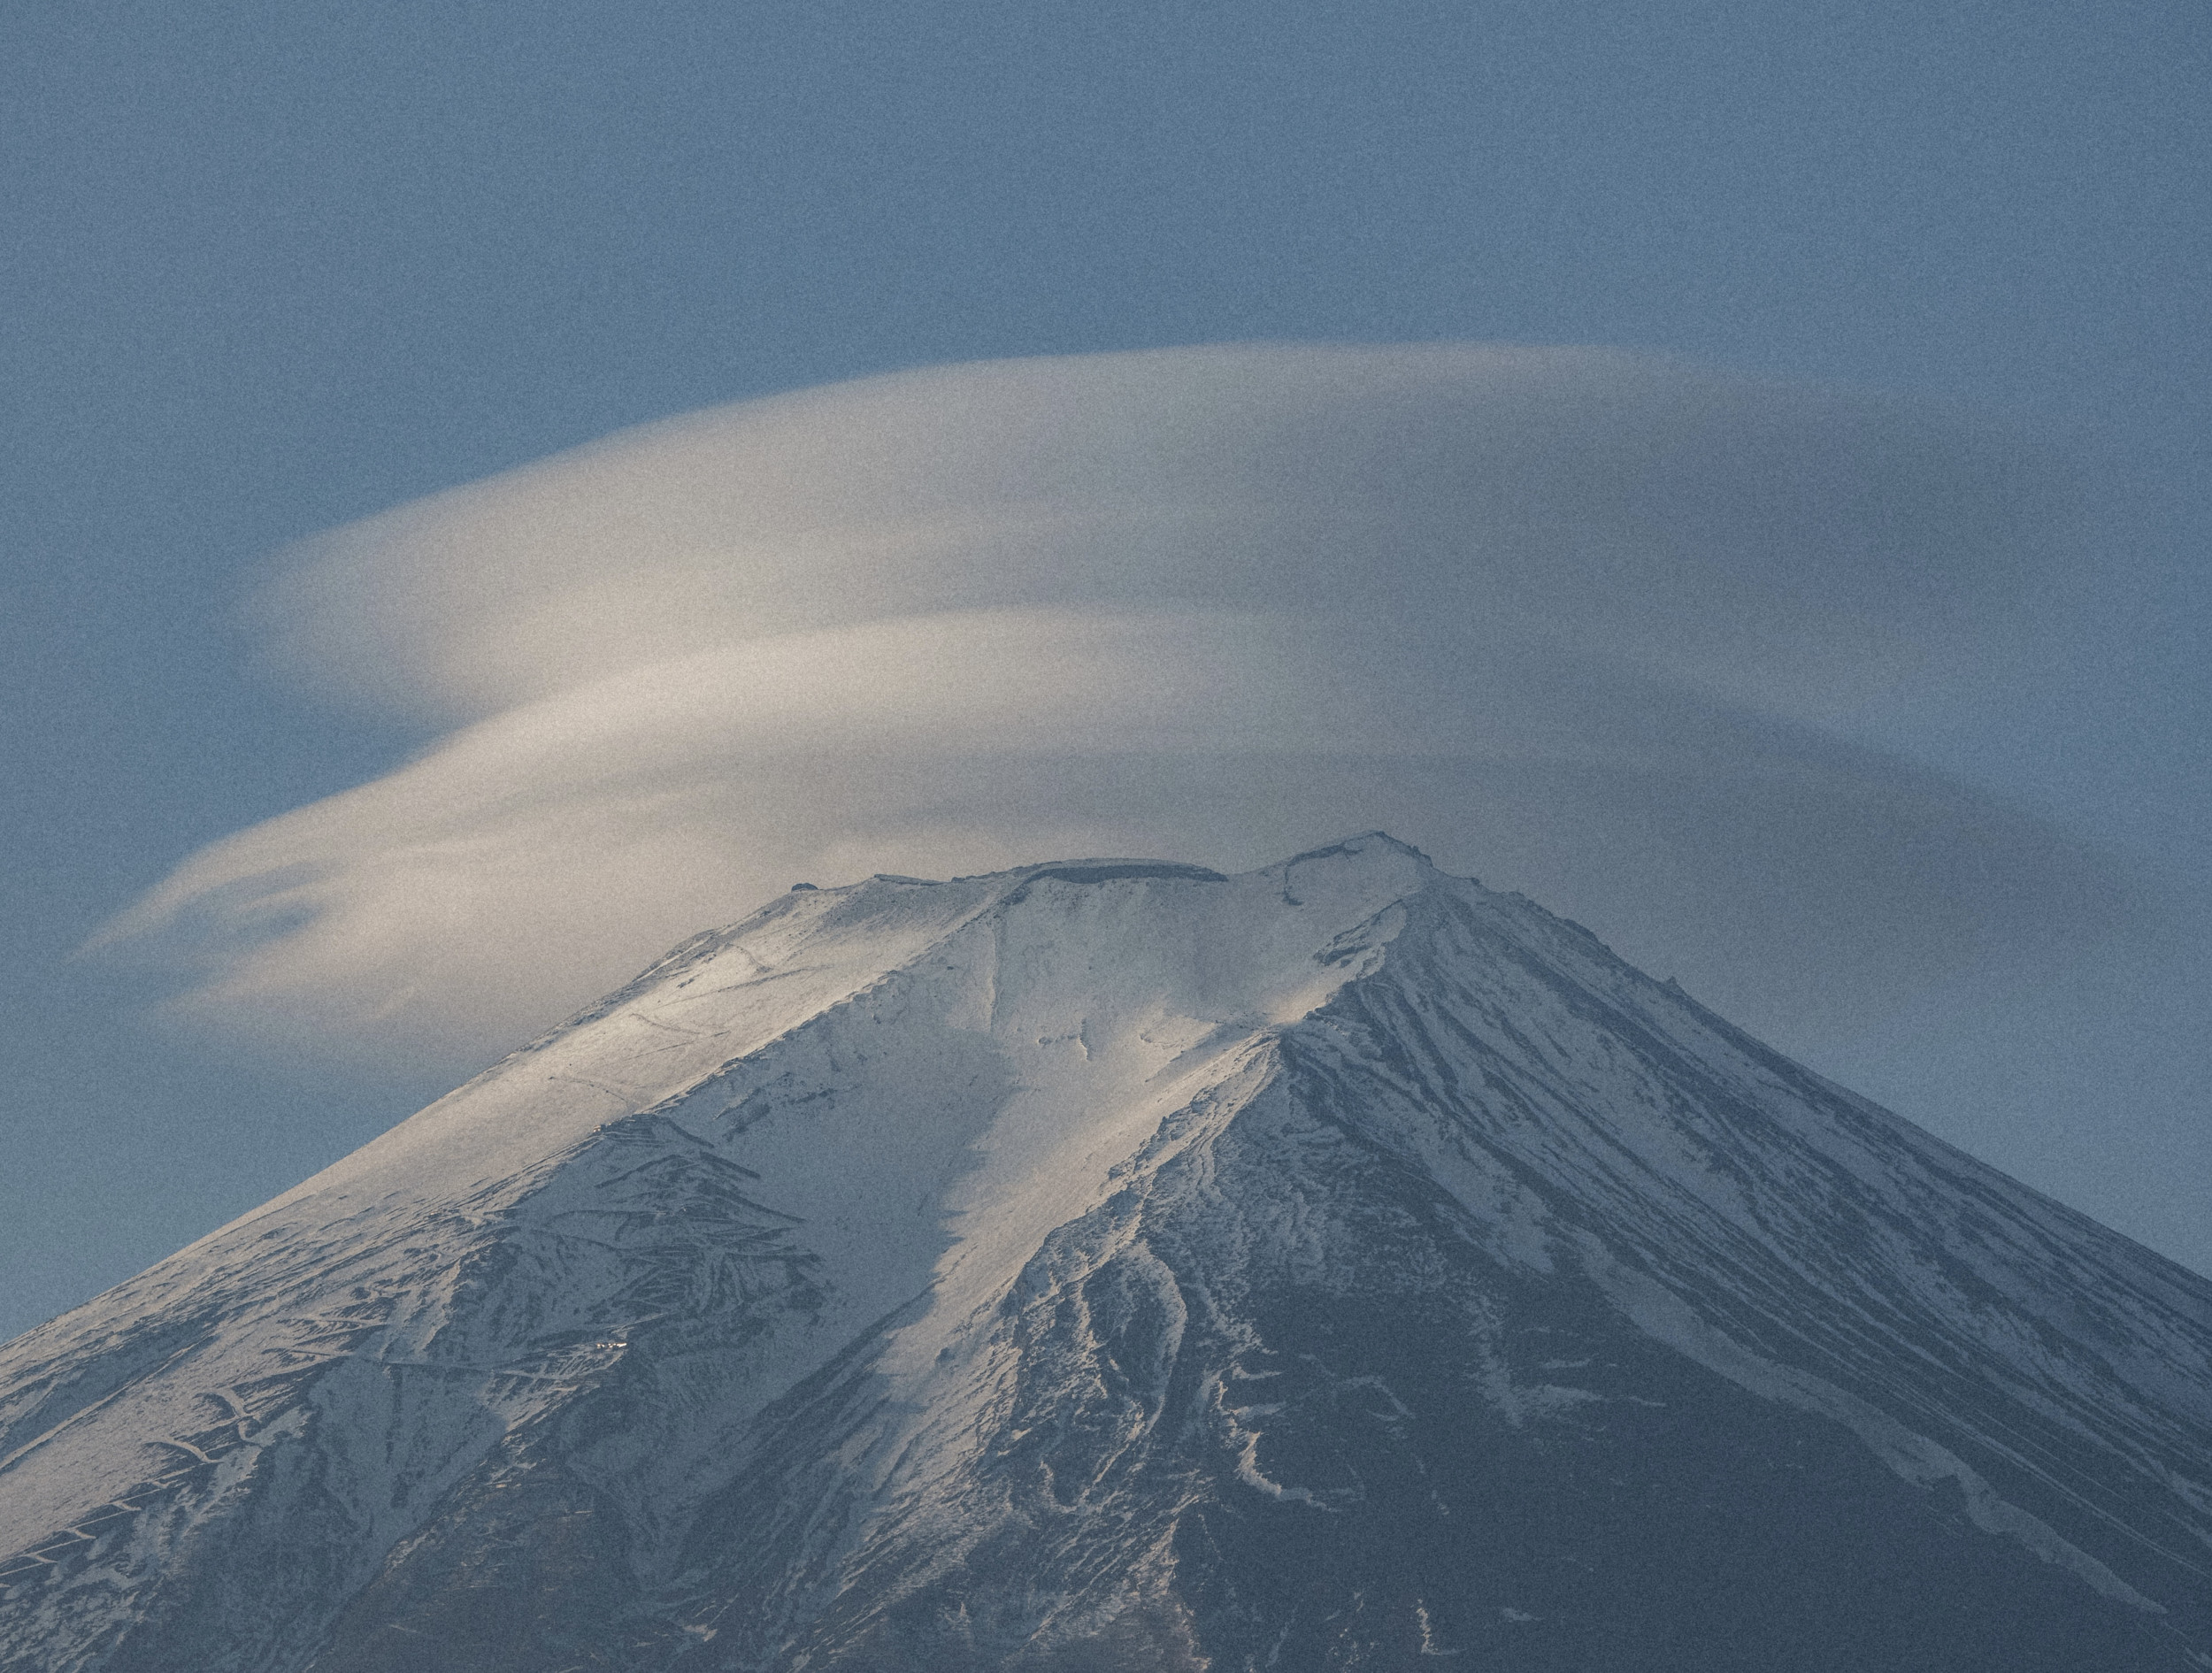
241;832;1438;1216
4;835;2209;1671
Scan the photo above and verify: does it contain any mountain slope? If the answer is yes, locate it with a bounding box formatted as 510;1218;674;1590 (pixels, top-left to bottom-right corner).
3;834;2209;1671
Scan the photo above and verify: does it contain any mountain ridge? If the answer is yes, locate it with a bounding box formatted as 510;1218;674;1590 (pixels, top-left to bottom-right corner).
4;833;2209;1670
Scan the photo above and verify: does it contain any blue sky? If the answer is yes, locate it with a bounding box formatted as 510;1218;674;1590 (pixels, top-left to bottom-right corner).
3;0;2207;1341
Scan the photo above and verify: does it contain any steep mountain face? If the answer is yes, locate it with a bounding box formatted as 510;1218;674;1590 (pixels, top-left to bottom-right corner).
4;834;2210;1672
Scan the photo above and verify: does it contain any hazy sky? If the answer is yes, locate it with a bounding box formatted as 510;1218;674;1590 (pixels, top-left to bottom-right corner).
4;0;2207;1344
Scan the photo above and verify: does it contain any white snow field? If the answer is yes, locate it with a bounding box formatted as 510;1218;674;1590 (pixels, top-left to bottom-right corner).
3;835;2209;1670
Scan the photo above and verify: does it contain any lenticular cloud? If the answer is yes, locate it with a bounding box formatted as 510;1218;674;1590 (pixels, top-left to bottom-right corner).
96;342;2121;1074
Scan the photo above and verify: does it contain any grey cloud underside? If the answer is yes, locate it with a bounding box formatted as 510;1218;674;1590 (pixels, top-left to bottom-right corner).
7;840;2209;1671
92;342;2116;1076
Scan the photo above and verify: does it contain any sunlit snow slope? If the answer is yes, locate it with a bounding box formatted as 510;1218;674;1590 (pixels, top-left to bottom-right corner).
4;834;2210;1671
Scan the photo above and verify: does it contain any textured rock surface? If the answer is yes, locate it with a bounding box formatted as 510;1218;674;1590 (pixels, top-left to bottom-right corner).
4;834;2210;1670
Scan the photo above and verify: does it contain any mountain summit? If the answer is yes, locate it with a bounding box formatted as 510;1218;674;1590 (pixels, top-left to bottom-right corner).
4;834;2209;1670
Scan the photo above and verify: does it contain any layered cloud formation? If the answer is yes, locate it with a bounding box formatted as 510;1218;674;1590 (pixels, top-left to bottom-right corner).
97;343;2122;1072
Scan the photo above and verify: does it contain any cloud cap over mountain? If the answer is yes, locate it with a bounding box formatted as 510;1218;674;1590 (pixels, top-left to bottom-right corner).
94;342;2123;1072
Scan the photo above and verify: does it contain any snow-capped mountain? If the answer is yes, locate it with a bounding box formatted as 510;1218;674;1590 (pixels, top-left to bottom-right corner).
4;834;2209;1671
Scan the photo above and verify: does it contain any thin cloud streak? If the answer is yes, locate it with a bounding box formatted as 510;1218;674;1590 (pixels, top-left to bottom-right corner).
97;343;2123;1075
